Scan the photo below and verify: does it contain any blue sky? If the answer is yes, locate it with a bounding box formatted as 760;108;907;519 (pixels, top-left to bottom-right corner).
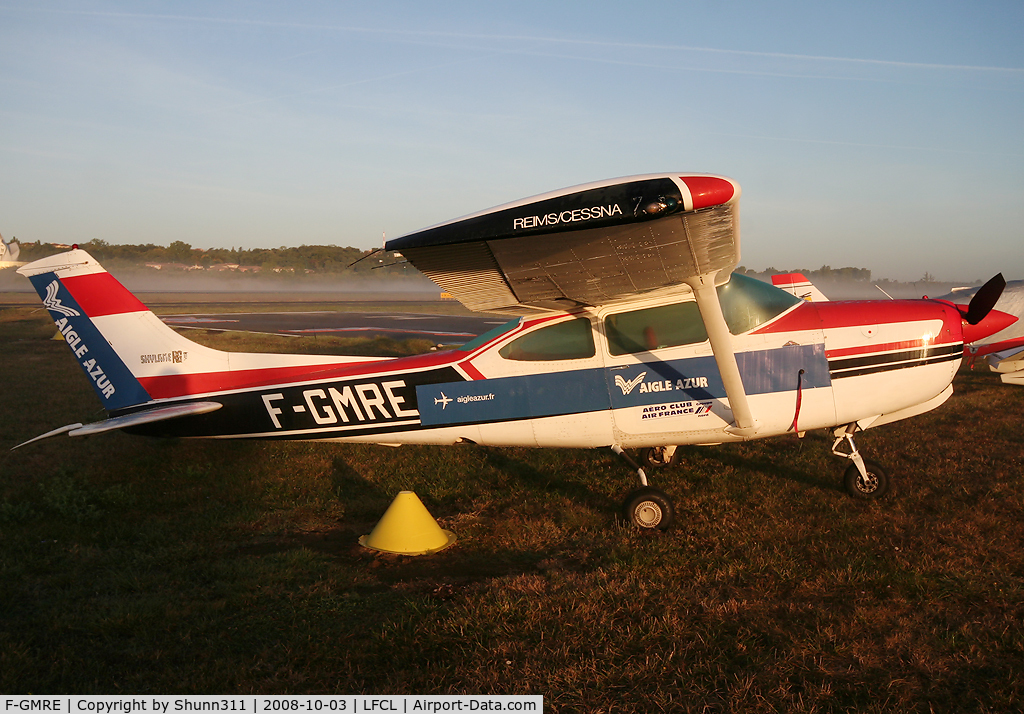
2;1;1022;281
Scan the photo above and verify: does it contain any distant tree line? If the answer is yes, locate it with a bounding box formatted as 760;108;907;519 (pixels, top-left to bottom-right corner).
14;240;410;276
735;265;873;283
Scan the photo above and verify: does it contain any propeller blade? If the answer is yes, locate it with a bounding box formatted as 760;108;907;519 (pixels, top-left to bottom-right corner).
963;273;1006;325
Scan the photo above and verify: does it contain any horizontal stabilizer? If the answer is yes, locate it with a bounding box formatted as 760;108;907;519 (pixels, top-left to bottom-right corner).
12;401;222;450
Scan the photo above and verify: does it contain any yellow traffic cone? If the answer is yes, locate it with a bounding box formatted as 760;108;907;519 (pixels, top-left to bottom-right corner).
359;491;456;555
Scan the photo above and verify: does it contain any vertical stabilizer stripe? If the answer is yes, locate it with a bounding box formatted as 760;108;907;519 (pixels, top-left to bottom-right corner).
62;272;148;317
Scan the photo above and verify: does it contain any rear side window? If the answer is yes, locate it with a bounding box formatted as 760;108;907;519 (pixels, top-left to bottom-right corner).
459;317;520;352
499;318;595;361
604;301;708;356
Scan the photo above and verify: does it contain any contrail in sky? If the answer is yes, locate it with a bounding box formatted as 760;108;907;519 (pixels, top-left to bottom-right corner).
6;5;1024;75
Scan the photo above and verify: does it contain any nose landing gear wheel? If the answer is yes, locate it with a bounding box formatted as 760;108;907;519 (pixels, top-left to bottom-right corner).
844;459;890;499
623;486;675;530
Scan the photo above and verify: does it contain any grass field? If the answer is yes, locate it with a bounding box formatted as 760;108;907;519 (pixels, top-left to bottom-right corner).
2;304;1023;711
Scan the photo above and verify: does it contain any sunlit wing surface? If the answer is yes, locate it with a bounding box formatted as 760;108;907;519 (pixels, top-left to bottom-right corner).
988;347;1024;384
386;174;740;314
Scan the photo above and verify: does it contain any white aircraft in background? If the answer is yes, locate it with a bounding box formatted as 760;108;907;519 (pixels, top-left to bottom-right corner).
936;282;1024;386
0;234;23;269
12;174;1016;529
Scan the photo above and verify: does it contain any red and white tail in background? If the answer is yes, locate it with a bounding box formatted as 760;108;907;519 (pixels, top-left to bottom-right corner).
17;249;381;415
771;273;829;303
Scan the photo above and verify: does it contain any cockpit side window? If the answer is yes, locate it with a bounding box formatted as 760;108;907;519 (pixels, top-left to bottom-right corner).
604;301;708;356
498;318;595;361
717;273;802;335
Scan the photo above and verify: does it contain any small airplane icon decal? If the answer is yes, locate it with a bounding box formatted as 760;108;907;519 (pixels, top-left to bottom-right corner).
435;392;452;409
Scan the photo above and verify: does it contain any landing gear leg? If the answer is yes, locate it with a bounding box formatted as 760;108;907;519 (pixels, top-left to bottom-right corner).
612;445;675;530
831;424;890;499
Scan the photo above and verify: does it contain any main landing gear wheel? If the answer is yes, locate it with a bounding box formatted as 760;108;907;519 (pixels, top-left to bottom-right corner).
623;487;675;530
844;459;890;500
639;446;678;469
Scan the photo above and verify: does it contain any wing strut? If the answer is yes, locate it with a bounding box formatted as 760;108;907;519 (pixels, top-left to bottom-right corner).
688;273;758;437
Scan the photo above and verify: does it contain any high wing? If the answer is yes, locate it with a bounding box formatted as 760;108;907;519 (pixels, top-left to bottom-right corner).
385;174;740;314
386;173;759;434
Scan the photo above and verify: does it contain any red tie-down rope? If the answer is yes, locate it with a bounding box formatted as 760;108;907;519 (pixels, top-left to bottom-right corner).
790;368;806;434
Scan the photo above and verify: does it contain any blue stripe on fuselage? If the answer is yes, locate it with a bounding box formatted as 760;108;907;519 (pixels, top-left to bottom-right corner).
417;343;830;426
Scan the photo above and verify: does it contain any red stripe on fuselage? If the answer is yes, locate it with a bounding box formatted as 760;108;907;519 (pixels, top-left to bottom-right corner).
753;300;961;342
459;361;486;380
826;339;932;359
137;350;464;399
62;273;148;316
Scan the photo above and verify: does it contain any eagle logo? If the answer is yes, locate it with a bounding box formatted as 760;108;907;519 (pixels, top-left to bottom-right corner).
614;371;647;396
43;280;80;317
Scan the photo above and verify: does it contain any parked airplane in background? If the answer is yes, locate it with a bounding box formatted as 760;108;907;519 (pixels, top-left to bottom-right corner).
0;234;23;269
935;282;1024;385
770;273;829;302
12;174;1016;529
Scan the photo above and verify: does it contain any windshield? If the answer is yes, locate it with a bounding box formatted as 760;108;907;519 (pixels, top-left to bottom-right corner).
717;273;802;334
457;317;521;352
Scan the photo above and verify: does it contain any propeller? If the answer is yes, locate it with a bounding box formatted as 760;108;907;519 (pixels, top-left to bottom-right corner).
961;273;1006;325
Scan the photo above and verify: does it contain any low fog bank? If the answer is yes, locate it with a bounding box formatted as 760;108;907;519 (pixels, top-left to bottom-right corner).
2;264;1008;304
0;266;438;296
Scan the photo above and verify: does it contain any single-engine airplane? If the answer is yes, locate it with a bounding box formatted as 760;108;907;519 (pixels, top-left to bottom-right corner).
12;174;1016;529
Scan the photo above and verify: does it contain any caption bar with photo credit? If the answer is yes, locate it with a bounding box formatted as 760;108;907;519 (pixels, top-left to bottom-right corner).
2;697;542;714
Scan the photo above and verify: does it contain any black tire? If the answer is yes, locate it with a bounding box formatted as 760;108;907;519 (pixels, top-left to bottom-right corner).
623;486;675;530
639;446;677;468
843;459;890;499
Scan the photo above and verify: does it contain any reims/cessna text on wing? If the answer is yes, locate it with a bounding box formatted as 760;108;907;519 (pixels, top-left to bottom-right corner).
13;174;1016;529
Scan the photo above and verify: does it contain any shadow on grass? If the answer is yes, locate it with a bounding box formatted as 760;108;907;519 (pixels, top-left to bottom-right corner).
677;438;847;495
330;455;392;519
476;446;620;515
